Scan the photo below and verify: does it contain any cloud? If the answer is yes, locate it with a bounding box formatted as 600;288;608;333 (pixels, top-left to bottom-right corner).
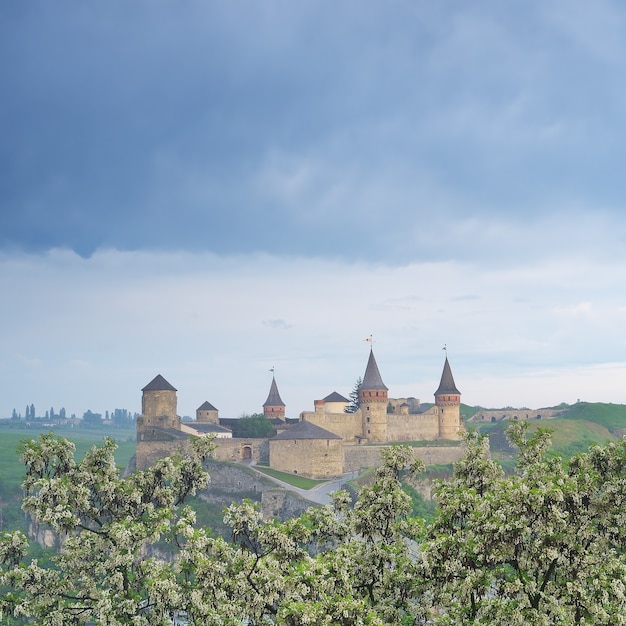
1;248;625;419
3;2;626;261
262;320;292;330
2;3;626;420
553;302;593;316
15;354;42;368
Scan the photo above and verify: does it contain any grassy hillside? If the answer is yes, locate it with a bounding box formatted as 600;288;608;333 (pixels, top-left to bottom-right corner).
474;416;617;458
557;402;626;432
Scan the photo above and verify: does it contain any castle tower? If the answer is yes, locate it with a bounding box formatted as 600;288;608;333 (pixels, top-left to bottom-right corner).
263;375;286;419
196;401;219;424
358;349;389;442
138;374;179;431
434;356;462;439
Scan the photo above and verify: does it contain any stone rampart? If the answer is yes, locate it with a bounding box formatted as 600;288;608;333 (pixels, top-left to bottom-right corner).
199;463;315;523
468;408;564;423
344;444;465;473
204;461;270;494
137;437;269;470
211;438;269;464
386;410;440;441
136;439;190;470
270;438;344;478
300;411;362;441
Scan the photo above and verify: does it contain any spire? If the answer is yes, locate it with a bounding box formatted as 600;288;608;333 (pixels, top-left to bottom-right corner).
263;376;285;408
361;349;388;391
435;356;460;396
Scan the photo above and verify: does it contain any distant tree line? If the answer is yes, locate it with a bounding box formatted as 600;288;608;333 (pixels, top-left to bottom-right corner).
8;406;138;426
81;408;138;427
10;405;71;421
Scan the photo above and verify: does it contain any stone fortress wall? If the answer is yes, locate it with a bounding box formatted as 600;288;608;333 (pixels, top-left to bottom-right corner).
298;409;362;441
386;410;441;441
136;350;465;479
468;407;565;423
343;443;466;473
270;436;344;478
136;438;189;470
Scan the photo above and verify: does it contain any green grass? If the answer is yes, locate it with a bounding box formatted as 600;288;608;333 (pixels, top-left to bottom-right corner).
525;418;615;457
402;483;437;522
252;466;327;490
0;425;137;534
185;495;237;539
3;427;137;467
0;433;28;498
558;402;626;432
473;417;616;458
417;463;455;480
460;403;485;421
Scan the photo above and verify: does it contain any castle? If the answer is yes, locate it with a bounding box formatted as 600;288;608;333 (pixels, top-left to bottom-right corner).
136;349;464;478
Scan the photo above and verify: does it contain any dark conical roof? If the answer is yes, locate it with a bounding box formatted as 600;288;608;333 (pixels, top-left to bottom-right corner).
198;401;218;411
434;357;460;395
142;374;177;392
361;349;388;391
263;376;285;407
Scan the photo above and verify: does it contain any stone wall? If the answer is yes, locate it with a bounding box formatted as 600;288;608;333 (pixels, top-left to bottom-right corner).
300;410;362;442
137;437;269;469
136;438;190;470
212;438;269;464
301;405;461;445
202;461;273;498
468;408;564;423
202;463;317;520
269;438;344;478
343;444;465;473
386;409;440;441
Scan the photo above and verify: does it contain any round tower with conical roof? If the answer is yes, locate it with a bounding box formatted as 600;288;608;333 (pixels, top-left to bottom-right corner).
263;375;286;419
434;356;462;439
358;349;389;442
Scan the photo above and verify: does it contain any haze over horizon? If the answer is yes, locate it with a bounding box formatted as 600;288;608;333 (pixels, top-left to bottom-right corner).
2;1;626;420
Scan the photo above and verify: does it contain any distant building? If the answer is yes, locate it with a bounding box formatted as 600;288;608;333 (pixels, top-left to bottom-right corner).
300;349;464;444
196;401;219;424
135;349;464;476
263;375;286;419
270;420;343;479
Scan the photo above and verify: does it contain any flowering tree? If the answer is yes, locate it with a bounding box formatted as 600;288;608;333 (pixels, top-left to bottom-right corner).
421;423;626;624
0;434;423;625
4;425;626;624
175;446;425;625
0;433;214;624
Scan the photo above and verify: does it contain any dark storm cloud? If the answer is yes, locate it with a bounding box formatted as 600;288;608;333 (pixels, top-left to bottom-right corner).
2;1;626;261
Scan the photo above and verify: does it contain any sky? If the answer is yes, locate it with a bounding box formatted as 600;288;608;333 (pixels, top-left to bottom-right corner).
2;0;626;420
